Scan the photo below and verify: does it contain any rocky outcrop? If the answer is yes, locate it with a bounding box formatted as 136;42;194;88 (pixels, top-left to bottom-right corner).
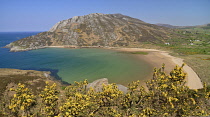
87;78;108;92
87;78;128;93
116;84;128;93
5;13;179;52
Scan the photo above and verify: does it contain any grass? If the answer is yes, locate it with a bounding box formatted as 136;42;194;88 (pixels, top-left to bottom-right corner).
120;51;148;55
128;41;210;86
170;46;210;55
130;51;148;55
61;86;67;90
127;27;210;85
179;24;210;35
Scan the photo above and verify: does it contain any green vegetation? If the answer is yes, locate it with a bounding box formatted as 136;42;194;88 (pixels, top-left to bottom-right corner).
119;51;148;55
135;27;210;87
1;64;209;116
172;47;209;55
40;82;59;116
155;25;210;55
179;24;210;35
164;28;210;86
161;30;210;55
124;26;210;87
9;83;36;116
157;45;210;55
130;51;148;55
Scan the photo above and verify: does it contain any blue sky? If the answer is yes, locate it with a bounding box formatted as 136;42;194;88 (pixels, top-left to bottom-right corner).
0;0;210;32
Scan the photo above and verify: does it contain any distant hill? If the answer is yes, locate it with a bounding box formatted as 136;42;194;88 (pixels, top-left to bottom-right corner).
155;23;182;28
5;13;183;52
155;23;210;29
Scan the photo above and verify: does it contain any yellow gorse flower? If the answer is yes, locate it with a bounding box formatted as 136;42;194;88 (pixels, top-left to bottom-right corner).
6;64;209;116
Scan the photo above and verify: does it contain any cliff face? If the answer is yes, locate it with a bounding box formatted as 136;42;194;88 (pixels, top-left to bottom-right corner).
5;13;177;51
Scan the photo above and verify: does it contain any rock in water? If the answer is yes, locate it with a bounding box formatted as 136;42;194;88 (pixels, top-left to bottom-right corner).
5;13;179;52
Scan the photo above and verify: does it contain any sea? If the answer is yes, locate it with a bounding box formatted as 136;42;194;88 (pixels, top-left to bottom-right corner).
0;32;153;85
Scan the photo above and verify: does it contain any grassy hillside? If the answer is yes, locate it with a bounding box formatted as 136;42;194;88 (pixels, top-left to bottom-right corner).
179;24;210;35
166;27;210;85
132;26;210;86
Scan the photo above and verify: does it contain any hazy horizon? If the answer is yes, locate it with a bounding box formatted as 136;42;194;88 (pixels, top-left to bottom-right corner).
1;0;210;32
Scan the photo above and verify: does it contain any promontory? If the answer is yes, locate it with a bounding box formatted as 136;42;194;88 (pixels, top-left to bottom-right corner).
5;13;182;52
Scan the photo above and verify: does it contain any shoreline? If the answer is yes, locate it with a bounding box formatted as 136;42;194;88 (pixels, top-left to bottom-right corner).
44;45;103;48
112;47;203;89
35;46;203;89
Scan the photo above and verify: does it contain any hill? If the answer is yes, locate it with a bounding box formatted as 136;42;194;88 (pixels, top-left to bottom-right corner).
155;23;210;34
5;13;182;52
155;23;182;28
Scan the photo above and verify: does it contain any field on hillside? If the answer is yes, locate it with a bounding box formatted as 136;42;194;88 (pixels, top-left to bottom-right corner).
179;24;210;35
129;26;210;85
168;26;210;85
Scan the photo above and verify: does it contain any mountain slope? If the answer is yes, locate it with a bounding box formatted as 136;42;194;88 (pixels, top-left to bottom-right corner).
5;13;179;52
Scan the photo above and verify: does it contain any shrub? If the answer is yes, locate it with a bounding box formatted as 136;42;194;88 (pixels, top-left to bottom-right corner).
3;64;210;116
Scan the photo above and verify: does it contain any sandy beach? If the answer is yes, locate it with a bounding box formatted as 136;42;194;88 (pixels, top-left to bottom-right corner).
113;48;203;89
45;46;203;89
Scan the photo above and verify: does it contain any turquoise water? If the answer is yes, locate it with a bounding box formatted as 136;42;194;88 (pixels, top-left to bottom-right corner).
0;32;153;85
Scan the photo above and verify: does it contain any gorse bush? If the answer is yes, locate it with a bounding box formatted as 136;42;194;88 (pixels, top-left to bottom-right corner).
39;82;59;116
9;83;36;116
2;64;210;116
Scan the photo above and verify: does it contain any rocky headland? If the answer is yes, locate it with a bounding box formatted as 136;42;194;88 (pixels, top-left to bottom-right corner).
5;13;181;52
